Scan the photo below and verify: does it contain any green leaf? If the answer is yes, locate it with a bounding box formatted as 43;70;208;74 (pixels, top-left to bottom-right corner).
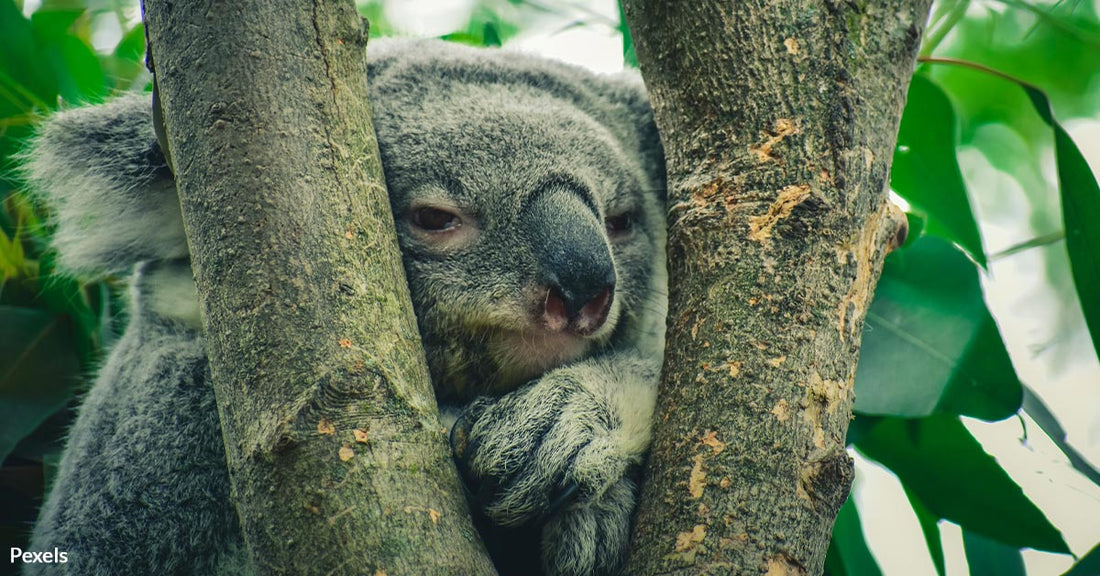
1016;88;1100;360
1063;543;1100;576
1022;387;1100;488
854;416;1069;554
34;252;105;369
1051;123;1100;362
617;1;636;68
357;1;398;38
0;306;81;464
0;227;25;281
892;74;985;267
931;7;1100;126
441;6;518;48
824;498;882;576
854;237;1022;420
921;59;1100;362
844;413;878;446
482;21;502;47
114;22;146;62
905;488;946;576
103;22;148;91
0;1;57;110
31;10;107;103
963;530;1026;576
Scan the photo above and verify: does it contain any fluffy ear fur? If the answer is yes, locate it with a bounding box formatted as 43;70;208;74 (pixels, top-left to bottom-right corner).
588;70;667;202
18;94;185;276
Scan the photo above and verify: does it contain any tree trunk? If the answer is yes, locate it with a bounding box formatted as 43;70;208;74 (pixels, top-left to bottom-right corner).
141;1;495;574
622;2;930;575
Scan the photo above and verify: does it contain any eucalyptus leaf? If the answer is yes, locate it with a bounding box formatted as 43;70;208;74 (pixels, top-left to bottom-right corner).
1022;387;1100;488
114;23;146;62
854;416;1069;554
963;530;1026;576
0;0;58;110
905;487;946;576
933;59;1100;366
1051;122;1100;362
1062;543;1100;576
855;237;1022;420
891;74;985;266
0;306;81;464
824;498;882;576
30;7;107;103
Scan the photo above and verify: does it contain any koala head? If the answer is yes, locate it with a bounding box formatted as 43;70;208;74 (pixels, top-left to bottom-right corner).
368;40;666;400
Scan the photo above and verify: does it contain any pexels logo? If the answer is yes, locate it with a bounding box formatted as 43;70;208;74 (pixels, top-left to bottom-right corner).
10;547;68;564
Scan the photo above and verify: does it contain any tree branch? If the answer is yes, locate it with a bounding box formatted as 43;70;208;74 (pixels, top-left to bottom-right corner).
141;1;495;573
622;2;930;574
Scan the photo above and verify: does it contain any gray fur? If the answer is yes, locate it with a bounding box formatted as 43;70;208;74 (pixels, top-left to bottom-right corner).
21;39;666;576
24;262;244;576
18;97;185;275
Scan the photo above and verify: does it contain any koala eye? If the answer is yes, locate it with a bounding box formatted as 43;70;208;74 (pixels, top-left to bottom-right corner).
605;212;635;237
411;207;461;232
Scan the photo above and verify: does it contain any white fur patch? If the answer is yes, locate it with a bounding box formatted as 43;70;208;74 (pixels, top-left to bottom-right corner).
144;265;202;328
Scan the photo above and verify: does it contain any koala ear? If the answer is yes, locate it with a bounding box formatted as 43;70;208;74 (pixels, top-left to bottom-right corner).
587;70;667;203
18;95;187;276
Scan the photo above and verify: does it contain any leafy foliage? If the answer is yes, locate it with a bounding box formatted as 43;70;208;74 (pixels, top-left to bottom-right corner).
1063;543;1100;576
854;416;1068;554
837;1;1100;570
855;237;1022;420
824;499;882;576
0;0;133;555
891;74;985;267
963;530;1027;576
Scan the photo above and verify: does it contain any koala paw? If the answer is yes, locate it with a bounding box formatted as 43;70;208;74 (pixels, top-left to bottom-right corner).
541;478;635;576
450;374;638;527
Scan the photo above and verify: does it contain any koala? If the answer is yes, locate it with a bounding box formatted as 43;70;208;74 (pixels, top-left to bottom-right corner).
19;38;666;576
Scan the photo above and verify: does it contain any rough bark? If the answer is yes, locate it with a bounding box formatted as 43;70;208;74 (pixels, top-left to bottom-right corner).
141;1;495;574
622;2;930;575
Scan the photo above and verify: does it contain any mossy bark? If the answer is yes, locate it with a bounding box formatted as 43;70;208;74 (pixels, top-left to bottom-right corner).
141;1;495;574
622;2;931;575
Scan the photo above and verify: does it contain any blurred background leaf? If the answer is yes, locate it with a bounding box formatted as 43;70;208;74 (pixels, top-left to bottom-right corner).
963;530;1027;576
855;237;1022;420
853;416;1069;554
824;498;883;576
891;74;986;266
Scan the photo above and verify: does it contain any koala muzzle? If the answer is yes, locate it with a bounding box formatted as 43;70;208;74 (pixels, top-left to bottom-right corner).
525;188;616;336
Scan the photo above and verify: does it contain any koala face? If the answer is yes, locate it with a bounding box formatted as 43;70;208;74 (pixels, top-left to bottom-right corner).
368;45;663;400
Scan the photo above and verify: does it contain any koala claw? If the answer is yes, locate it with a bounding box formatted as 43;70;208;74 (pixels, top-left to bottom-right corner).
541;478;636;576
548;482;580;515
450;375;634;528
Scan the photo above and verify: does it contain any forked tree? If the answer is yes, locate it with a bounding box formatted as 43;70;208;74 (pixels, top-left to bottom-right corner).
142;0;929;574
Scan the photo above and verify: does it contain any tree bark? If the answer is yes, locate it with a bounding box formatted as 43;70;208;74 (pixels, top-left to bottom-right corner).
141;1;495;574
622;2;930;575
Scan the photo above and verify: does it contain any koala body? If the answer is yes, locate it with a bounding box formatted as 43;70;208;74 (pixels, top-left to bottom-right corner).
21;39;666;576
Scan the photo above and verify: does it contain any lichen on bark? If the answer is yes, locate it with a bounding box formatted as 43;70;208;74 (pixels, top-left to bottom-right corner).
141;0;496;574
622;2;931;574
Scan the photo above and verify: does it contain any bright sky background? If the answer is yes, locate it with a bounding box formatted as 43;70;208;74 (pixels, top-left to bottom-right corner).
29;0;1100;573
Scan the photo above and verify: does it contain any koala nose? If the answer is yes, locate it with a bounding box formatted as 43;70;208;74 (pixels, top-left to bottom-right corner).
525;187;616;335
543;269;616;335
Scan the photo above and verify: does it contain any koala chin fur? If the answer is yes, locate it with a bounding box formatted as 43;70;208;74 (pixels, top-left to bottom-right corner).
20;39;667;576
